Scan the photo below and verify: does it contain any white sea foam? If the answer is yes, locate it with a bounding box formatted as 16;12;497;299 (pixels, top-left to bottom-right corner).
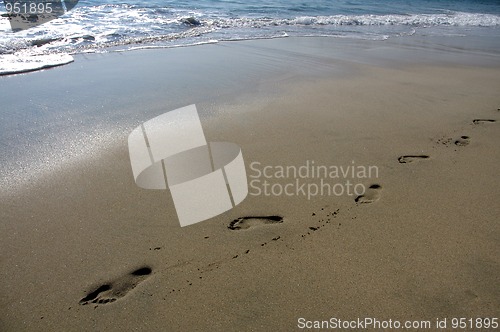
205;12;500;28
121;39;219;52
0;5;499;75
0;53;74;75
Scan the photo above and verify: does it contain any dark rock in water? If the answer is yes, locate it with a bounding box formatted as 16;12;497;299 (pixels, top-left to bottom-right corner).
31;38;60;47
70;35;95;42
82;35;96;41
182;17;201;26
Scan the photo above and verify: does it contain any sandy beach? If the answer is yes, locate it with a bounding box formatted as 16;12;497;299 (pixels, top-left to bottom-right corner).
1;36;499;331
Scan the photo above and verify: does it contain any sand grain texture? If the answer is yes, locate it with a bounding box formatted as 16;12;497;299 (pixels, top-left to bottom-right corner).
0;37;499;331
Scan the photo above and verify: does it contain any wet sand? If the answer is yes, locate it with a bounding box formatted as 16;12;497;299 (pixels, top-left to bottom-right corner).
0;37;499;331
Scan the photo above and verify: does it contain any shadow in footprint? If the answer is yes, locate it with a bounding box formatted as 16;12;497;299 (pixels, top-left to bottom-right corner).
355;184;382;204
454;136;470;146
228;216;283;230
398;155;429;164
473;119;496;124
79;266;152;305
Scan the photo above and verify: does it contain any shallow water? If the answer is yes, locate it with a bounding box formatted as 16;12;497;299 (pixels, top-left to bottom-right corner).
1;0;499;74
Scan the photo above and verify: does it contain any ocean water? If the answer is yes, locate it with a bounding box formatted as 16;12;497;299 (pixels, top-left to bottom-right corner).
1;0;500;74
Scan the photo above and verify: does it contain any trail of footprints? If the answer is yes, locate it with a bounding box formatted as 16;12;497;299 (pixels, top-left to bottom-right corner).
355;184;382;204
79;267;152;306
436;118;496;148
80;114;497;305
398;155;429;163
472;119;496;124
166;210;347;295
228;216;283;230
201;114;496;291
227;216;284;249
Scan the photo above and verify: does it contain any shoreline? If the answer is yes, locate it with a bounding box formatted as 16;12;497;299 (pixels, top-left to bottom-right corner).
1;36;500;195
2;31;500;76
1;36;499;330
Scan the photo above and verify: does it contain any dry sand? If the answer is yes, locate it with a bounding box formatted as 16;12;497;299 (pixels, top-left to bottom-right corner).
0;37;499;331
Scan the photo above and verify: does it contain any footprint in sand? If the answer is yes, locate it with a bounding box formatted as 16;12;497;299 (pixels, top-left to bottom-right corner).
228;216;283;230
454;135;470;146
398;155;429;164
355;184;382;204
79;267;152;305
473;119;496;124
